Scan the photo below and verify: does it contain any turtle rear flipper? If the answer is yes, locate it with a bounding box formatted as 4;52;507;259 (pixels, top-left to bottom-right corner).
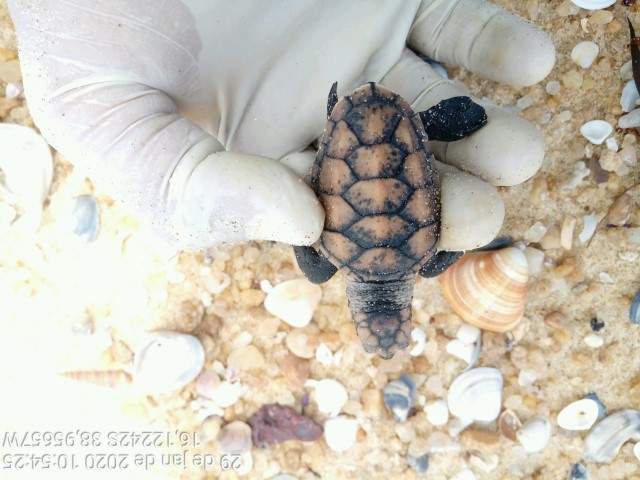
420;96;487;142
292;245;338;284
418;250;464;278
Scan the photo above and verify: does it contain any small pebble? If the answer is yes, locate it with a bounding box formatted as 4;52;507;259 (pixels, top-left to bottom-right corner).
218;421;252;454
286;323;321;359
516;417;551;453
618;108;640;129
630;291;640;324
308;378;348;417
590;318;605;332
200;415;223;443
227;345;265;371
605;137;618;152
557;398;599;431
571;41;599;68
524;247;545;275
407;451;429;475
264;279;322;328
5;82;21;99
424;399;449;426
71;195;100;242
451;469;477;480
248;404;323;447
383;374;417;422
525;221;548;242
280;353;310;391
561;216;575;250
598;150;622;172
323;416;359;452
516;95;534;110
578;213;597;244
619;145;637;166
580;120;612;145
620;80;639;112
608;193;633;226
408;327;426;356
598;272;613;284
546;80;561;95
315;343;333;365
518;370;538;387
634;442;640;461
584;334;604;348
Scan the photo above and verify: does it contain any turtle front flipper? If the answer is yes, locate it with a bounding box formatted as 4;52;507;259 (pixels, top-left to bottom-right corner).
292;246;338;284
419;96;487;142
418;250;464;278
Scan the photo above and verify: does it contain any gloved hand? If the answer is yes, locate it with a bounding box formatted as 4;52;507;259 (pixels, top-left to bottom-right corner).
7;0;554;250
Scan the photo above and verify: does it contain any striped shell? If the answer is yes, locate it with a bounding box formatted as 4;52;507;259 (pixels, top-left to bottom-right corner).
439;247;528;332
311;83;440;282
60;370;132;388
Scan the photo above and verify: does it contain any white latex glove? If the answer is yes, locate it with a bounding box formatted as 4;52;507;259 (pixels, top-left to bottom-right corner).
7;0;554;250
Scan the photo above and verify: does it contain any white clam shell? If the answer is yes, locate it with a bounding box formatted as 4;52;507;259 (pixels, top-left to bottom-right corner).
264;278;322;328
323;416;359;452
424;399;449;426
570;0;616;8
133;331;205;394
0;124;53;230
571;41;599;69
516;417;551;453
309;378;348;416
557;398;599;431
584;409;640;463
447;367;503;422
579;120;612;145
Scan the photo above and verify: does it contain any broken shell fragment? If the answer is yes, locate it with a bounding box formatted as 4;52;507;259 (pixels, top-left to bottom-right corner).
557;398;600;431
440;248;528;332
579;120;612;145
499;408;522;441
323;416;359;452
571;41;599;69
308;378;348;417
133;331;205;395
570;0;616;8
383;374;417;422
264;278;322;328
71;195;100;242
516;417;551;453
447;368;503;422
584;409;640;463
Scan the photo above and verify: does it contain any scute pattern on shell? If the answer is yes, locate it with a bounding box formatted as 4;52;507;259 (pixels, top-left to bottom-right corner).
311;83;440;283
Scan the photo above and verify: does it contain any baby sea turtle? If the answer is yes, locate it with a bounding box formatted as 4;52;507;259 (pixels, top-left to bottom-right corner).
294;82;487;359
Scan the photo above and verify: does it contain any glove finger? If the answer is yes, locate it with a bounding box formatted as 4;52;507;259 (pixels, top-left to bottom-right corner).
381;48;544;186
436;160;504;251
408;0;555;87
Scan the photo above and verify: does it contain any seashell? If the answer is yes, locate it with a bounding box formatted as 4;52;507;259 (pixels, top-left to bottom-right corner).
630;291;640;324
571;41;599;68
635;442;640;461
499;409;522;441
307;378;348;417
578;213;597;244
585;393;606;420
424;399;449;426
446;339;475;364
383;374;417;422
264;278;322;328
569;0;616;8
557;398;600;430
439;247;528;332
584;409;640;463
199;415;223;442
217;421;252;454
133;331;205;395
315;343;333;365
280;353;310;390
456;324;481;345
195;370;241;408
516;417;551;453
447;367;503;422
579;120;613;145
71;194;100;242
59;370;132;389
323;416;359;452
0;124;53;231
248;404;323;447
568;463;589;480
285;323;321;359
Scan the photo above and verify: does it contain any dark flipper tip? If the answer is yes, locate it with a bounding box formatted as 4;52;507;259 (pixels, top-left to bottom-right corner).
420;96;487;142
327;82;338;118
292;245;337;284
418;250;464;278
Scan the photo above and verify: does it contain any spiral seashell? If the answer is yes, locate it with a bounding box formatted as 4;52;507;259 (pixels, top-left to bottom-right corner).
447;367;503;422
439;247;528;332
